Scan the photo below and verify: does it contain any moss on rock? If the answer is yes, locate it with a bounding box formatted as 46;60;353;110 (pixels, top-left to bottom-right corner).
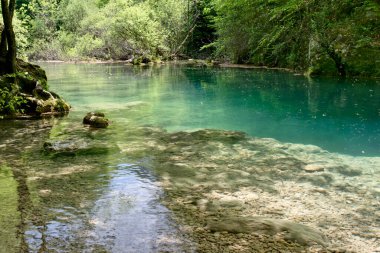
83;112;109;128
0;60;70;118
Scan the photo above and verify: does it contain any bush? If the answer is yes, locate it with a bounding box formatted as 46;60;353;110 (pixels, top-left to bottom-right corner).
27;39;62;61
18;0;188;61
67;34;105;60
0;86;26;117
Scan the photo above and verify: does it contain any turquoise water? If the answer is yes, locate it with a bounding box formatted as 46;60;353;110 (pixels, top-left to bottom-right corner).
1;63;379;252
43;63;380;156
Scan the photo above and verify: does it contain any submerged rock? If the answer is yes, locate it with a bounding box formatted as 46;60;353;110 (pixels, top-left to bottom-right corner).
207;216;327;246
330;165;362;176
83;112;109;128
43;139;88;153
43;138;112;157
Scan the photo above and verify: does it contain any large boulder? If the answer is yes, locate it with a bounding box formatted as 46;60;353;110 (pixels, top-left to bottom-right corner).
0;60;70;118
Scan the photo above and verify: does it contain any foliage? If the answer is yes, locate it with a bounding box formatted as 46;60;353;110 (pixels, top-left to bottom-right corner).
17;0;63;60
17;0;188;61
8;0;379;77
211;0;380;77
79;0;167;59
0;84;26;116
185;0;216;58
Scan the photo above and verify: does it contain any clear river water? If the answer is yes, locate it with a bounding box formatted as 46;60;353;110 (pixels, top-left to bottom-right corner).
0;63;379;252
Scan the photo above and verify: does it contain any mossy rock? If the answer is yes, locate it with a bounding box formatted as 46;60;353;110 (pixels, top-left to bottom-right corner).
89;116;109;128
55;99;71;112
16;59;48;90
1;60;70;118
307;54;338;77
83;112;109;128
346;47;380;77
83;112;106;124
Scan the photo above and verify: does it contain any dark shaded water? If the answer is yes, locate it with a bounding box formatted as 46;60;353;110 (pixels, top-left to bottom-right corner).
0;63;379;252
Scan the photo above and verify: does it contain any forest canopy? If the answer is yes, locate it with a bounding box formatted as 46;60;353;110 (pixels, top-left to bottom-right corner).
2;0;380;77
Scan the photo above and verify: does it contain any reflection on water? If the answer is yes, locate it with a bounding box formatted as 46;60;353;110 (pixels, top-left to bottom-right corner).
0;120;194;253
87;164;193;252
22;164;193;253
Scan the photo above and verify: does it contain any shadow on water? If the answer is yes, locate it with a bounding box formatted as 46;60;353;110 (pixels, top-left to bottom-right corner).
0;119;54;253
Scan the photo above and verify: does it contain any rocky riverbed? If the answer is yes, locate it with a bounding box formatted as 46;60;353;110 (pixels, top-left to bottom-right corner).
117;126;380;252
1;117;379;252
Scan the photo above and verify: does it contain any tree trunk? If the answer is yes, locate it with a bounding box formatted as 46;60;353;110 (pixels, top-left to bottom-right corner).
0;30;7;74
320;42;346;77
0;30;7;57
1;0;17;74
326;49;346;77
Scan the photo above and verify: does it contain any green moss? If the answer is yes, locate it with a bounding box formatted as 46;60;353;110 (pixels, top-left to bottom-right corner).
0;85;27;116
307;55;338;76
55;99;71;112
0;165;20;253
16;59;48;90
0;60;70;118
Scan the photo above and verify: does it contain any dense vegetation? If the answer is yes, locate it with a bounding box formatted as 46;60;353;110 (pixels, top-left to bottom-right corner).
211;0;380;77
13;0;190;62
2;0;380;77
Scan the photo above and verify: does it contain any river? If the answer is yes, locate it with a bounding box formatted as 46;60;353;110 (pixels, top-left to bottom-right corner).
0;63;379;252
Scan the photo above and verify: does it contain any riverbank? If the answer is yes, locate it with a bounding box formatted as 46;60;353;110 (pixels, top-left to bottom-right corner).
33;59;380;80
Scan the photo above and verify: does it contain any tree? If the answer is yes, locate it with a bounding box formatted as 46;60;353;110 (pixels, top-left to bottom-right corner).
0;0;17;75
211;0;380;77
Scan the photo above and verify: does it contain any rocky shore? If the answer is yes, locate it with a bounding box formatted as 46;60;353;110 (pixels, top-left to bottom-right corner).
0;60;70;119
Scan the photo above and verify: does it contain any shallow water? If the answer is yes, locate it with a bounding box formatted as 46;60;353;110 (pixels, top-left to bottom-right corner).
0;119;194;253
0;63;379;252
